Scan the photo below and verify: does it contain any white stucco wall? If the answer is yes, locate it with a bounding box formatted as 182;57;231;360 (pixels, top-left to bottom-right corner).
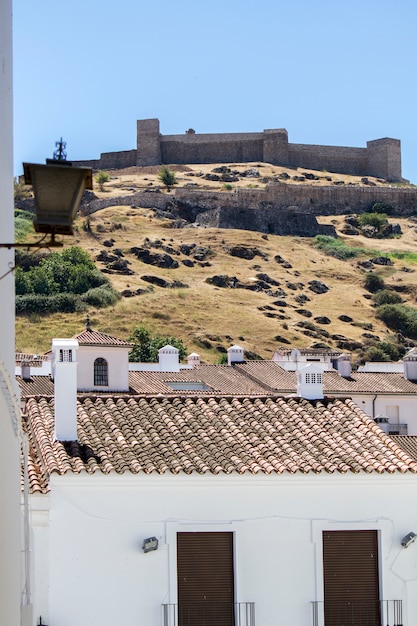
77;345;129;391
0;0;23;623
348;393;417;434
31;472;417;626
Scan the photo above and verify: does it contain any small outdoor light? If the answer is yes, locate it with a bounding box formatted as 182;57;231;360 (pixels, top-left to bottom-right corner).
401;531;417;548
142;536;159;553
23;138;93;238
1;139;92;251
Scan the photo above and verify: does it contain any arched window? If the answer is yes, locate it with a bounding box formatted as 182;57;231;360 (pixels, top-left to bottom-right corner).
94;357;108;386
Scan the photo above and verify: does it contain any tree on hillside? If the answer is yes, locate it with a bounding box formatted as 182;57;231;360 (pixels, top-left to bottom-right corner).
128;325;187;362
158;166;177;192
95;170;110;191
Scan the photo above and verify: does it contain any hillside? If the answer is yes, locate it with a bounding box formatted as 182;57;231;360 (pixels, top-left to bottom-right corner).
15;162;417;364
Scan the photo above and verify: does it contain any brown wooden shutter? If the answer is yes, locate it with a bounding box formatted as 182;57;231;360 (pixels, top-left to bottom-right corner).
177;532;234;626
323;530;380;626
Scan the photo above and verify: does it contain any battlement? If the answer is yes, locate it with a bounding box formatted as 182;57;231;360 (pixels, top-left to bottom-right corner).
74;118;403;182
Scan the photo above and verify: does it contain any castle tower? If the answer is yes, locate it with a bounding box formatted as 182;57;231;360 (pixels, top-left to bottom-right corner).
263;128;289;165
136;118;161;166
366;138;402;182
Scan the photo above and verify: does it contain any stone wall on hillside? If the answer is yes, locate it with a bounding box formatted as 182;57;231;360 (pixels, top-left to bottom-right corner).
175;184;417;216
80;191;170;216
79;183;417;225
72;118;404;182
196;206;337;237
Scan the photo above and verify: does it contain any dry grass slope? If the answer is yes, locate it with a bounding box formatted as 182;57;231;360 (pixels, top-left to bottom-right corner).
15;163;417;364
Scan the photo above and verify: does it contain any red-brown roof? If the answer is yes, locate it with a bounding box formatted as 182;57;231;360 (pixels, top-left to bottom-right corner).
73;329;132;347
234;362;417;395
23;394;417;494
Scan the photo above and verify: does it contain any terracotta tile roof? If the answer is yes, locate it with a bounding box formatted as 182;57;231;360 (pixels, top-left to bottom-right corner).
273;347;342;357
129;366;273;395
233;362;417;395
23;394;417;493
16;353;49;366
18;364;417;400
323;371;417;394
73;329;132;347
128;371;184;395
161;365;272;394
390;436;417;461
234;361;295;392
18;375;55;397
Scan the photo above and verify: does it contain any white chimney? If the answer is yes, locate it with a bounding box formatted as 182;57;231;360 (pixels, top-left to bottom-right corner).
52;338;79;441
187;352;200;367
403;348;417;381
227;345;244;366
158;344;180;372
296;364;324;400
21;361;31;381
374;414;390;434
337;353;352;378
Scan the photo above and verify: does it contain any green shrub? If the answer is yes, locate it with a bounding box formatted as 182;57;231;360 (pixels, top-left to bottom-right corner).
364;272;385;293
15;245;116;314
128;325;187;362
358;212;388;229
16;246;108;297
95;170;110;191
362;342;402;362
15;293;82;314
362;346;391;362
376;304;417;339
158;166;178;192
222;183;233;191
373;290;402;306
80;286;120;308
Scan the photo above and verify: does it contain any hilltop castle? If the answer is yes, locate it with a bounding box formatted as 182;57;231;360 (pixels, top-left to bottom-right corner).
75;118;403;182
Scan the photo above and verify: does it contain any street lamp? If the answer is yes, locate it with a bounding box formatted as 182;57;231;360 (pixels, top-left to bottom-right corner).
1;139;93;249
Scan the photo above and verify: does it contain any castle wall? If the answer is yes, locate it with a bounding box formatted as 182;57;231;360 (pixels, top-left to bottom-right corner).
72;118;404;183
160;132;264;164
75;149;137;170
176;184;417;216
288;143;368;177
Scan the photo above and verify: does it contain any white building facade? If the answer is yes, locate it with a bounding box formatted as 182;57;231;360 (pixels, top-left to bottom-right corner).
30;471;417;626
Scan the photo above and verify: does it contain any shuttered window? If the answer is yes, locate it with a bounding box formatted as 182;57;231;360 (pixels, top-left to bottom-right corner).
323;530;380;626
177;532;234;626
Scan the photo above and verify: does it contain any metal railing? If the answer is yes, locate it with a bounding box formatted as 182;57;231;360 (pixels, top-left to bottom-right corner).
162;602;255;626
311;599;403;626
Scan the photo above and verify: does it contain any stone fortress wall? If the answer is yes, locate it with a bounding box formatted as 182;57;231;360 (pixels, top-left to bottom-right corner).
75;118;403;183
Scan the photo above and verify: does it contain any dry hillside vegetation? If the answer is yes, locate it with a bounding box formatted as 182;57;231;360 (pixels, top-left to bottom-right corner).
15;163;417;364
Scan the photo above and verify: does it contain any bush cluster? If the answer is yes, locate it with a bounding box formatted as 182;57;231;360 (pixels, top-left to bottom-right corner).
15;246;119;314
376;304;417;340
128;326;187;362
358;212;388;229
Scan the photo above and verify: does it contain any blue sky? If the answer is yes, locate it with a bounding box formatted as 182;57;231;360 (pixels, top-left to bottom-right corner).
13;0;417;182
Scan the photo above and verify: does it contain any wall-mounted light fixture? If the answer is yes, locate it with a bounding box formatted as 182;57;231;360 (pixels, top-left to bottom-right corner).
401;531;416;548
142;536;159;553
0;139;92;250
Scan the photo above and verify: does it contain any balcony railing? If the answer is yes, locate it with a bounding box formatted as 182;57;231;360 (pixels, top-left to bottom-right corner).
311;600;403;626
162;602;255;626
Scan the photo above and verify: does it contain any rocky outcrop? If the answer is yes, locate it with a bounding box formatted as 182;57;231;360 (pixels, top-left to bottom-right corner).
195;205;337;237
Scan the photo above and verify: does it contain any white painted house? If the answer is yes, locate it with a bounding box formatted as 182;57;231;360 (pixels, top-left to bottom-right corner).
19;328;417;626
